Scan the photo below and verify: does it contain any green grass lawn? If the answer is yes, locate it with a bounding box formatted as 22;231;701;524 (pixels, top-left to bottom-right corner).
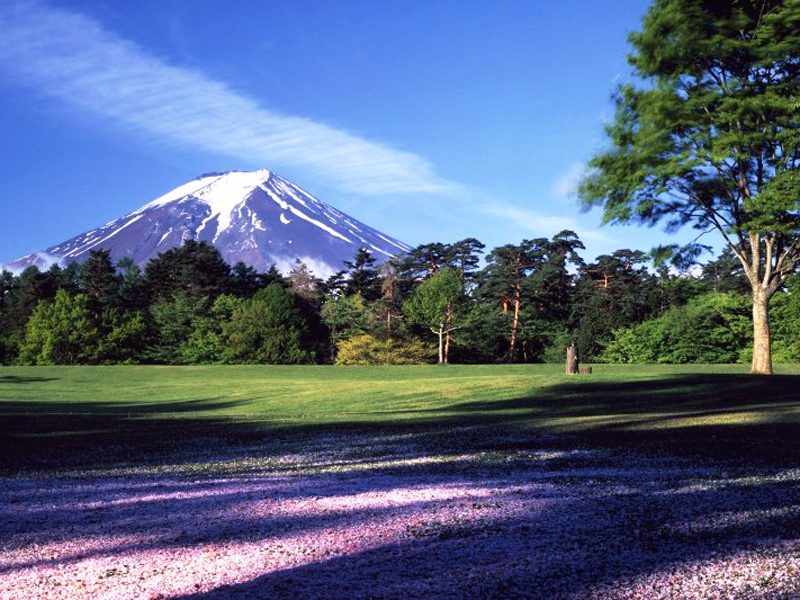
2;363;800;472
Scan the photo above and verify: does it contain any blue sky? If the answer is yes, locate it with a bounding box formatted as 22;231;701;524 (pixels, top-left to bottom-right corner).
0;0;707;269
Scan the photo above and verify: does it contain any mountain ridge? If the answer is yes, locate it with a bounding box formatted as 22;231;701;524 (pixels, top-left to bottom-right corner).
3;169;410;278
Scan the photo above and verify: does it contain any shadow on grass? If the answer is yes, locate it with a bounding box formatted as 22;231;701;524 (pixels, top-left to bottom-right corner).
0;375;59;384
1;373;800;597
1;373;799;472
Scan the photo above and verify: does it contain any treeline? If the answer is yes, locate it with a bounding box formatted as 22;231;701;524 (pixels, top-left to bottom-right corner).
2;234;800;366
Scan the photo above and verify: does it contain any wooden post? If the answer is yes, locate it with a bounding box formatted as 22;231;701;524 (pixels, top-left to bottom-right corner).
566;343;579;375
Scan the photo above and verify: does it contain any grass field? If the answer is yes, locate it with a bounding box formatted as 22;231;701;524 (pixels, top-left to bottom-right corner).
3;364;800;598
2;363;800;472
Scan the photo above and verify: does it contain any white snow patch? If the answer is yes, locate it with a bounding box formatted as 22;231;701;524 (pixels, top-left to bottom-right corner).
135;170;272;243
158;228;173;245
377;234;411;252
344;219;362;232
64;215;144;258
262;184;350;242
275;180;309;208
280;213;291;225
369;244;392;257
250;212;266;231
288;205;351;242
133;174;223;215
262;184;289;210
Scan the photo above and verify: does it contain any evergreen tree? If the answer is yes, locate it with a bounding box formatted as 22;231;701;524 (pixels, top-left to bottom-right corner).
78;249;120;321
450;238;485;287
229;261;264;297
701;247;750;295
571;250;658;359
144;240;231;302
344;248;381;301
288;260;321;303
480;239;549;361
224;283;313;364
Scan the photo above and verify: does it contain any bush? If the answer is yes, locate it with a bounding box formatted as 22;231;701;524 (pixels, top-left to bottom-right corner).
601;292;752;363
335;334;436;365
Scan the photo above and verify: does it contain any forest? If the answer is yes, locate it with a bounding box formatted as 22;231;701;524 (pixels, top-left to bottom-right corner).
1;232;799;366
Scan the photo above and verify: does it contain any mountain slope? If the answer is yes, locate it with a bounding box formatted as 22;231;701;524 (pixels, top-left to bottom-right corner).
4;169;410;277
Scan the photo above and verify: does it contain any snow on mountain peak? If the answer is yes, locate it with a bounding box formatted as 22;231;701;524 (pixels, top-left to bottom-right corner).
2;168;410;278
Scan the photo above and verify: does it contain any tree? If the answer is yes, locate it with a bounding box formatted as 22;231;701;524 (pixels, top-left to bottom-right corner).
480;239;549;361
344;248;382;301
320;292;368;361
701;247;750;294
403;268;473;363
147;293;210;364
288;260;321;303
229;261;265;297
181;294;242;363
19;290;99;365
223;283;313;364
144;240;231;302
570;250;659;359
78;249;120;321
602;291;752;364
580;0;800;374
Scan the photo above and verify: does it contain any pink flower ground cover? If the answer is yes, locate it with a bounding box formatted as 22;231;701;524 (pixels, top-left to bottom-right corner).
2;429;800;599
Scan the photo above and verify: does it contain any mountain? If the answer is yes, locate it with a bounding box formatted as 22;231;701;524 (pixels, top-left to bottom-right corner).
3;169;411;277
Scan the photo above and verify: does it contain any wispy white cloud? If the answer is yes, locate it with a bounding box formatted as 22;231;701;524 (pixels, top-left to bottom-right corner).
551;162;586;198
0;1;458;196
482;203;610;243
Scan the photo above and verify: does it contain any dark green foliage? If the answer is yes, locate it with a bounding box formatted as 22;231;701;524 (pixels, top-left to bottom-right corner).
570;250;659;359
701;247;749;295
144;240;231;302
344;248;381;301
450;238;486;286
146;293;210;364
224;283;314;364
1;228;793;366
79;249;120;319
229;261;267;297
116;257;148;310
182;294;243;364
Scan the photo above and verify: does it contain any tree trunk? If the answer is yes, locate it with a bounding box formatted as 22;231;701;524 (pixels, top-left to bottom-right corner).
444;301;452;364
508;296;520;362
437;323;444;364
751;289;773;375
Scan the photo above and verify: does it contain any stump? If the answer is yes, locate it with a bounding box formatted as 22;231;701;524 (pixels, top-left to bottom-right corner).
580;366;592;375
566;344;579;375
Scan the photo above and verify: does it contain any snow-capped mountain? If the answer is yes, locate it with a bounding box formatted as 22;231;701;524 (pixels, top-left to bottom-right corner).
3;169;411;277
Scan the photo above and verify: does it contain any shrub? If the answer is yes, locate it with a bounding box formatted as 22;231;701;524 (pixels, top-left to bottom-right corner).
335;334;436;365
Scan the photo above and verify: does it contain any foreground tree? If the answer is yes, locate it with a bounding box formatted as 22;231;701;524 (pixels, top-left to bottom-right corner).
580;0;800;374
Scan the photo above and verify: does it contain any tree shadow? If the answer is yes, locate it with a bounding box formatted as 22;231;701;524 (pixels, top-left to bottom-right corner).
0;375;59;384
1;373;800;597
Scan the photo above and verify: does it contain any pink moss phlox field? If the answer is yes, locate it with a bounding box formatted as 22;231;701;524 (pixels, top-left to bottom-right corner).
2;432;800;599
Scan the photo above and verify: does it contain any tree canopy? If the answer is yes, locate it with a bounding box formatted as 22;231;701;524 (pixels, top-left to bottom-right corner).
580;0;800;374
